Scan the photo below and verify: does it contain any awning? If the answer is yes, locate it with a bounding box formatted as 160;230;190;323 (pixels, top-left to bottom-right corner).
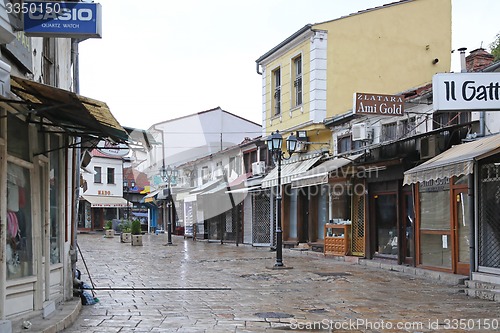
403;133;500;185
190;178;221;194
181;179;222;203
225;185;261;194
7;76;128;143
175;190;194;201
81;195;132;208
291;153;364;188
262;156;321;188
142;189;160;203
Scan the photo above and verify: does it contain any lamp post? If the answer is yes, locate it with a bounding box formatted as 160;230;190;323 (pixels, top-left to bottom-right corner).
161;164;178;245
266;130;298;268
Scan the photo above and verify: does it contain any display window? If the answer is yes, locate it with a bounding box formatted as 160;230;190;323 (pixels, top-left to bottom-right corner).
6;162;33;279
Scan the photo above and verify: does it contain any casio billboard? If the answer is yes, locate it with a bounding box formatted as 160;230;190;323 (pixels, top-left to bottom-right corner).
23;1;102;38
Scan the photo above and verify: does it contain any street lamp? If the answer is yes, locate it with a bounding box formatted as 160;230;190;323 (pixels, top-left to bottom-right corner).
161;164;178;245
266;130;298;268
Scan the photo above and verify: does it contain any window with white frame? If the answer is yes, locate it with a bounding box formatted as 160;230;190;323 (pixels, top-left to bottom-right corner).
293;55;302;107
272;67;281;116
94;166;102;183
201;166;210;184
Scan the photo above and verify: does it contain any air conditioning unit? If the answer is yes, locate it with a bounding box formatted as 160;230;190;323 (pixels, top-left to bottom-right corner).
352;123;371;141
251;161;266;176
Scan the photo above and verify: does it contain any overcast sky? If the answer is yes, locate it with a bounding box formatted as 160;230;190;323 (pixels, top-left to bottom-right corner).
78;0;500;130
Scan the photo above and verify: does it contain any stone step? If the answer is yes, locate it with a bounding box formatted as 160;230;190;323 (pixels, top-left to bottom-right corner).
464;287;500;302
465;279;500;290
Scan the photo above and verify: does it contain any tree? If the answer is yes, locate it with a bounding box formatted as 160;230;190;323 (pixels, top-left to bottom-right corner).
490;32;500;61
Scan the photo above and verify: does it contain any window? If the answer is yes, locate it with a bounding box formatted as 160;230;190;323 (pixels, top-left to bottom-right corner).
243;150;257;173
6;162;33;279
293;56;302;107
399;117;416;137
272;68;281;116
229;156;242;175
337;135;352;154
433;112;471;130
201;166;210;184
42;38;57;86
381;122;397;141
94;167;102;183
49;134;62;264
107;168;115;184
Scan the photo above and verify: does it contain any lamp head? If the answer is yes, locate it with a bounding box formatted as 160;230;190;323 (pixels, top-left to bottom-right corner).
286;132;298;154
267;130;283;152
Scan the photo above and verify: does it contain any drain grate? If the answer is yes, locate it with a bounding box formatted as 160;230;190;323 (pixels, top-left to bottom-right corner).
315;272;351;277
254;312;295;319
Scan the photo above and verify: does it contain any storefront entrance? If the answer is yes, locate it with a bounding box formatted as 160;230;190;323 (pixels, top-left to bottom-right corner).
418;177;470;274
453;188;470;276
372;193;398;258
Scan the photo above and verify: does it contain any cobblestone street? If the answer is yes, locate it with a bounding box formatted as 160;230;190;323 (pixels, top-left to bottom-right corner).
62;233;499;332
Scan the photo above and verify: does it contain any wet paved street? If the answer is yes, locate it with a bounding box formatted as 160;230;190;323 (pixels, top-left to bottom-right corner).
63;233;499;332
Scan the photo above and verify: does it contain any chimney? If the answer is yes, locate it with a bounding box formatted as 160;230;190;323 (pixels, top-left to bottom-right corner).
466;48;494;72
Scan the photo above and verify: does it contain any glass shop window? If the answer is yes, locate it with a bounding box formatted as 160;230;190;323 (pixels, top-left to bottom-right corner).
49;134;61;264
6;162;33;279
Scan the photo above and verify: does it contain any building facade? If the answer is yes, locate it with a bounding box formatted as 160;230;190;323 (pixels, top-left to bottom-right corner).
0;4;128;327
255;0;452;250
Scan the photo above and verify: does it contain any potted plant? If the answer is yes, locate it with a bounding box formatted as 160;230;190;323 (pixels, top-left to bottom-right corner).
120;220;132;243
131;219;143;246
104;220;114;238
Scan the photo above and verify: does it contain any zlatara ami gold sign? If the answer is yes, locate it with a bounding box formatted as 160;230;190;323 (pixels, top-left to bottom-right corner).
353;92;405;116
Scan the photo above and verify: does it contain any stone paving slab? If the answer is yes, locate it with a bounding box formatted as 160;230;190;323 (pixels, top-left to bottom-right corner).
53;233;500;333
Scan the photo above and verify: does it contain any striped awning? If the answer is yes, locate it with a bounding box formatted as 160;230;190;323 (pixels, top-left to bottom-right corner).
262;155;321;188
403;133;500;185
291;153;364;188
82;195;132;208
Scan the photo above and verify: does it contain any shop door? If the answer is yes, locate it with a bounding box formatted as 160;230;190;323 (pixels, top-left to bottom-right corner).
402;193;415;265
373;194;398;258
299;188;309;243
453;189;470;275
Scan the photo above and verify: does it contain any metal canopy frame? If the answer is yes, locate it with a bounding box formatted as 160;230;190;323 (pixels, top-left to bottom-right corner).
7;76;129;145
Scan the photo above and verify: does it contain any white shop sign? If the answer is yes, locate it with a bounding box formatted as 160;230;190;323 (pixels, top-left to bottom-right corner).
433;73;500;111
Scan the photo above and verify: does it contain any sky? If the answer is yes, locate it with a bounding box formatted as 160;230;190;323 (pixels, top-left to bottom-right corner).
78;0;500;131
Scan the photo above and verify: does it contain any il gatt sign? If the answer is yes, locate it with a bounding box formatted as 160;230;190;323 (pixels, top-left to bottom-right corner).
433;73;500;111
353;92;405;116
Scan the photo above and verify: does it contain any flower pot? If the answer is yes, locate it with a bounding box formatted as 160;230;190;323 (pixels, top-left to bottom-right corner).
132;234;143;246
121;232;132;243
104;229;115;238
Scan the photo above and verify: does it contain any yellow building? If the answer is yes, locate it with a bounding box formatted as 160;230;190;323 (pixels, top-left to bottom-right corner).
256;0;451;152
256;0;452;252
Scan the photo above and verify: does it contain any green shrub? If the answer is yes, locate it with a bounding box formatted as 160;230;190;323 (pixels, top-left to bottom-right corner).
131;219;141;235
104;220;113;230
120;220;131;233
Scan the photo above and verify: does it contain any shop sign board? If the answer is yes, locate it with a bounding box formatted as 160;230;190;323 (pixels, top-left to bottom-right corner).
353;92;405;116
433;73;500;111
419;177;450;192
23;1;102;38
97;140;129;157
